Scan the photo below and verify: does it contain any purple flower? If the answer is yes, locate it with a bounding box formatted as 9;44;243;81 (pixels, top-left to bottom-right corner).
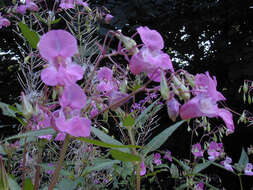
55;132;66;141
140;161;146;176
221;156;234;172
104;14;114;24
153;153;162;165
195;181;204;190
207;141;224;160
164;150;172;162
192;143;204;158
97;67;113;81
166;97;180;122
16;0;38;14
180;72;234;134
244;163;253;176
59;0;75;9
0;13;10;29
46;163;55;175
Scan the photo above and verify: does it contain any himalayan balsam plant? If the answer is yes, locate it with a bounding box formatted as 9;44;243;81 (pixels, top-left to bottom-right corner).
0;1;252;190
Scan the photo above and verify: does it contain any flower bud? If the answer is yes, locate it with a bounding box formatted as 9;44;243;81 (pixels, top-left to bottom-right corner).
166;97;180;122
184;72;195;88
21;92;33;119
115;32;139;55
172;75;190;101
160;71;170;100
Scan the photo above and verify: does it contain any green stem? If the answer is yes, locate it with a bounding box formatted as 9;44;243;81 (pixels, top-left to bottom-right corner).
48;135;70;190
127;128;140;190
34;141;46;190
238;174;243;190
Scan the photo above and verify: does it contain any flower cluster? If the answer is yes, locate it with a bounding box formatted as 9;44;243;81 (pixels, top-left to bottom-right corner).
16;0;38;14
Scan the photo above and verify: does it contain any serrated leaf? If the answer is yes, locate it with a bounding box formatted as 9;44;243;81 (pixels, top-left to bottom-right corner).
122;115;135;127
91;127;130;153
77;137;140;149
193;160;213;174
110;149;141;162
24;178;34;190
18;22;40;49
82;159;120;175
4;128;55;141
142;120;185;155
238;148;249;171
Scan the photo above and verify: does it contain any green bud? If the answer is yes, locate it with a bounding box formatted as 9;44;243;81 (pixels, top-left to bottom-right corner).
248;95;252;104
160;71;170;100
21;92;33;119
184;72;195;88
243;82;248;93
0;156;9;190
115;33;138;55
172;75;190;101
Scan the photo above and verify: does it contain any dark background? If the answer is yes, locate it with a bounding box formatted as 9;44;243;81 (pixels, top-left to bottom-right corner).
1;0;253;189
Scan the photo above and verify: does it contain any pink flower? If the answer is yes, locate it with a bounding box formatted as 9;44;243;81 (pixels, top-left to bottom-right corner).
104;14;114;24
38;30;78;62
195;181;204;190
180;72;234;134
54;110;91;138
97;67;113;81
129;26;174;82
0;13;10;29
192;143;204;158
59;83;87;111
207;141;224;160
140;161;146;176
16;0;38;14
164;150;172;162
244;163;253;176
130;47;174;82
137;26;164;50
153;153;162;165
221;156;234;172
60;0;75;9
55;132;66;141
38;30;83;86
166;97;180;122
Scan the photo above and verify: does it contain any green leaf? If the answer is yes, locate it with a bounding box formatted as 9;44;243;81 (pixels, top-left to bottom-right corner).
110;149;141;162
56;178;82;190
18;22;40;49
8;176;21;190
170;163;179;178
0;145;6;155
24;178;34;190
142;120;185;155
82;159;120;175
122;115;135;127
4;128;55;141
0;102;16;117
33;13;47;24
50;18;61;25
238;148;249;171
77;137;140;149
91;127;130;153
193;160;213;174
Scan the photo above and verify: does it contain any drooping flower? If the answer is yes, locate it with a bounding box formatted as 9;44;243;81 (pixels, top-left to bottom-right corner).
207;141;224;160
244;163;253;176
0;13;10;29
164;150;172;162
38;30;83;86
192;143;204;158
180;72;234;134
16;0;38;14
153;153;162;165
59;0;88;9
129;26;174;82
221;156;234;172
